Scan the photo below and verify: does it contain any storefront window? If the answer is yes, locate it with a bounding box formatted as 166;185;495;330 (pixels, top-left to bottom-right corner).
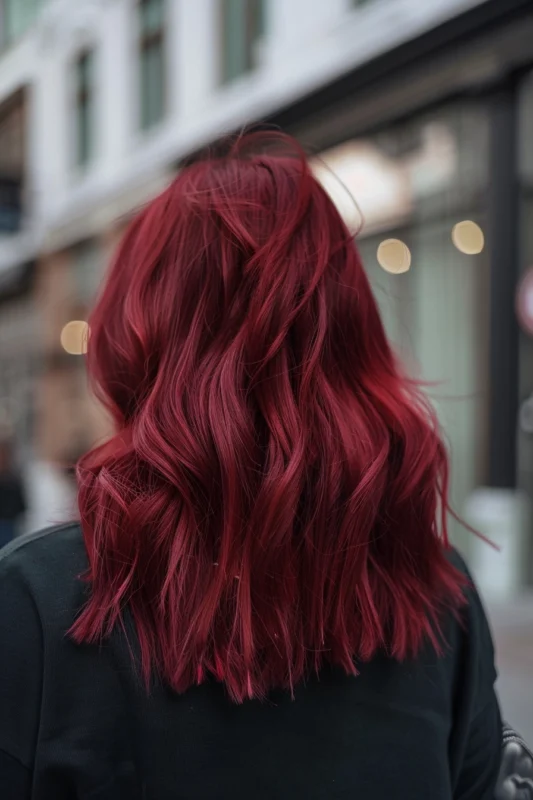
517;70;533;577
0;89;26;233
519;71;533;187
317;104;490;550
0;298;37;452
71;239;103;308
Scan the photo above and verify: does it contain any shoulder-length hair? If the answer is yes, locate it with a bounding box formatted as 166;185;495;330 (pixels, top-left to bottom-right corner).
71;133;465;702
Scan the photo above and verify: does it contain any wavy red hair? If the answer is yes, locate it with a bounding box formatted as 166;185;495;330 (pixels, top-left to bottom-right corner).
71;133;465;701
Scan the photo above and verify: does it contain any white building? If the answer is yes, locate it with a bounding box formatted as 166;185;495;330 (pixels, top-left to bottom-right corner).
0;0;489;437
0;0;533;576
0;0;489;267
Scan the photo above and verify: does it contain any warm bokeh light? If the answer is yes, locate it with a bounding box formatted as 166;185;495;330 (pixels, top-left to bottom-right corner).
451;220;485;255
377;239;411;274
60;320;89;355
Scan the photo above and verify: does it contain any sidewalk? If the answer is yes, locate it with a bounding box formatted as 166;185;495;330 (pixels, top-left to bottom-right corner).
488;594;533;742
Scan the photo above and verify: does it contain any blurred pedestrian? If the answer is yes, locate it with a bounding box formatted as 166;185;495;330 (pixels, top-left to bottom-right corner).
0;438;26;549
0;133;503;798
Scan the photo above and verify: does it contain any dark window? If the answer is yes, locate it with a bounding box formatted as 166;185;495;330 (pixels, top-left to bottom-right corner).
139;0;166;130
74;49;95;168
0;177;22;232
220;0;265;85
0;89;26;233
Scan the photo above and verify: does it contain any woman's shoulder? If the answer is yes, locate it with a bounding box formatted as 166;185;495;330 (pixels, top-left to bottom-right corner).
444;545;498;702
445;545;491;619
444;545;493;626
0;521;84;564
445;545;472;577
0;523;88;622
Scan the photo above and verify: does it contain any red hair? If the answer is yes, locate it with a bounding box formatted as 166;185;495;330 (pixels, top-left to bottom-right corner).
72;133;465;701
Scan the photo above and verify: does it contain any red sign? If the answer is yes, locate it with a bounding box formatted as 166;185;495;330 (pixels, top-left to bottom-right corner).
516;268;533;337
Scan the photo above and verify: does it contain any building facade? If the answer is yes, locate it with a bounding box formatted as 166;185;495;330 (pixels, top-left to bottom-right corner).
0;0;532;574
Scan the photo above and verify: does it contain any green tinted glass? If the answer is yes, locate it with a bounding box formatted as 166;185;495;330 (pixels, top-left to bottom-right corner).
75;51;94;167
3;0;43;45
138;0;165;130
140;0;164;35
221;0;265;84
140;43;165;129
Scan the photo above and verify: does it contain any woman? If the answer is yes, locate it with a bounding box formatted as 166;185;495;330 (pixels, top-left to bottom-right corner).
0;134;501;799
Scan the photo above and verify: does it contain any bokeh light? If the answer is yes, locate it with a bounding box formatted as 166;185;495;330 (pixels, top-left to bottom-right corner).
377;239;411;274
60;321;89;355
451;220;485;255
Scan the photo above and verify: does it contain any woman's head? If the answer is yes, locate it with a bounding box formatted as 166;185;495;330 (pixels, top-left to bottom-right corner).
73;133;465;701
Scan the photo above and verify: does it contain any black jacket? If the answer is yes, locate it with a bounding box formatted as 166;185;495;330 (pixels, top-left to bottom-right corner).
0;524;501;799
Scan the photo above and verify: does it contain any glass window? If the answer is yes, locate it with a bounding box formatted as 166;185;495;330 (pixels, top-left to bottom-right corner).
0;94;25;175
519;71;533;188
1;0;43;46
0;90;25;232
139;0;166;130
72;239;103;307
220;0;265;85
317;104;490;554
0;298;37;453
74;50;95;168
517;70;533;580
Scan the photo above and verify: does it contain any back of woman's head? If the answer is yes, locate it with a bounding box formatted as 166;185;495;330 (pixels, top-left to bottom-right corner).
72;132;465;701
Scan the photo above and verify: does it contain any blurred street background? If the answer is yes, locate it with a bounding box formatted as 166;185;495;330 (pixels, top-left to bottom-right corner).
0;0;532;739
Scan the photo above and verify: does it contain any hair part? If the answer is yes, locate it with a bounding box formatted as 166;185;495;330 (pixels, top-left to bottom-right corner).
71;132;466;702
